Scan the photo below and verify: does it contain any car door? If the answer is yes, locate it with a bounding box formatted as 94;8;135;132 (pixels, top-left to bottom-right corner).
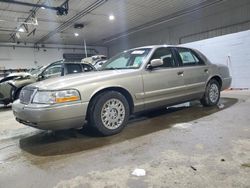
174;47;209;98
142;47;186;110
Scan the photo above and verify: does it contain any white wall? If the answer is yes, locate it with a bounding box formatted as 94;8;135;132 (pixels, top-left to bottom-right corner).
0;44;107;69
181;30;250;88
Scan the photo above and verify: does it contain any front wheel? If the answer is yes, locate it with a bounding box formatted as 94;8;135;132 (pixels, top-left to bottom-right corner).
88;91;130;136
200;79;220;107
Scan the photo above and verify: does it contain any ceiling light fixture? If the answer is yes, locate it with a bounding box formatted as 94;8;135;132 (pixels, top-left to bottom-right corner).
74;33;79;37
109;14;115;21
41;6;46;9
74;23;84;29
18;28;25;32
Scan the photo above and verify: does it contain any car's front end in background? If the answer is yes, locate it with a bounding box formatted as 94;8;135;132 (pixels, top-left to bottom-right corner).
0;82;13;105
0;72;37;105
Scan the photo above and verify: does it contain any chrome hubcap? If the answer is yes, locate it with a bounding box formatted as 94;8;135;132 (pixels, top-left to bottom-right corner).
209;83;219;103
101;99;125;129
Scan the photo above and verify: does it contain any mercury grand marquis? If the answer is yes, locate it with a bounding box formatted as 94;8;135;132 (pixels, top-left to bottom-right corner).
12;45;232;136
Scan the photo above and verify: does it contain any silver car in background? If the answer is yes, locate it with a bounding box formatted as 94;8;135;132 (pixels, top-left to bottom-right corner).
12;45;231;136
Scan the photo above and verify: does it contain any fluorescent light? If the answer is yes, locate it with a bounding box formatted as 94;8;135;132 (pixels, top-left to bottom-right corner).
18;28;25;32
16;32;20;39
74;33;79;37
109;14;115;21
41;6;46;9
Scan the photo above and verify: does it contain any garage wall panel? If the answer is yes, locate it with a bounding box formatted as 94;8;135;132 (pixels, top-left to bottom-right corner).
0;45;107;69
181;30;250;88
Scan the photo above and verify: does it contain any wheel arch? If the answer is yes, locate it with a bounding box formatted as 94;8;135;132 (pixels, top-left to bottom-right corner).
208;75;222;90
87;86;135;119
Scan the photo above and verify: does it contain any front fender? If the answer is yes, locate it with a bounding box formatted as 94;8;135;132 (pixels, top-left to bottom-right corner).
89;84;133;100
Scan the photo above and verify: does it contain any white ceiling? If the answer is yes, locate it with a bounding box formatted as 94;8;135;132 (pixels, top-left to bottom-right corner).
0;0;216;46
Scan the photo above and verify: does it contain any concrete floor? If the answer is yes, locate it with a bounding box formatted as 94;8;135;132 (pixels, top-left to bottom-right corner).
0;91;249;188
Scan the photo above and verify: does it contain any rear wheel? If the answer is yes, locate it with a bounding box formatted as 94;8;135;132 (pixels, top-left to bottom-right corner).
200;79;220;106
88;91;130;136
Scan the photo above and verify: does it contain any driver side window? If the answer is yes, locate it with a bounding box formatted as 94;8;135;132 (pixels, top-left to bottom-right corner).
150;48;175;68
43;64;62;78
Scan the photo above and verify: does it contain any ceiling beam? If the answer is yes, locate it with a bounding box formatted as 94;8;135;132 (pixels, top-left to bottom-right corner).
0;8;29;14
0;28;16;32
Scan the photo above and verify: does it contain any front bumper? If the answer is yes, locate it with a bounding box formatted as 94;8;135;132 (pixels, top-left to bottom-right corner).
12;100;88;130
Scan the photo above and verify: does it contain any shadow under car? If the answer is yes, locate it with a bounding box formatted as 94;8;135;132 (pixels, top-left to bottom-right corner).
19;97;238;157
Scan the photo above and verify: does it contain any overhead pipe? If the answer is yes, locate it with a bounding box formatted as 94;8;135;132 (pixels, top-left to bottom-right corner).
35;0;108;45
0;0;69;15
0;43;98;54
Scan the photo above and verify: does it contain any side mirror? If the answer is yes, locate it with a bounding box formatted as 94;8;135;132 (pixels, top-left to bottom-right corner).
37;74;44;81
147;59;163;70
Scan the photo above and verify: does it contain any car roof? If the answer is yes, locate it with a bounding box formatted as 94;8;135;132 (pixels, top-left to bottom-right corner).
128;45;180;51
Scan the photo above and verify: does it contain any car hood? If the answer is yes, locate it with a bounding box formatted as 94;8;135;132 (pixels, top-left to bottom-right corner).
8;72;31;77
30;69;140;90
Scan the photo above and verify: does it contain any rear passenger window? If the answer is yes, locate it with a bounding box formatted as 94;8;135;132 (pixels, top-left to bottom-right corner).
177;48;204;66
66;64;82;74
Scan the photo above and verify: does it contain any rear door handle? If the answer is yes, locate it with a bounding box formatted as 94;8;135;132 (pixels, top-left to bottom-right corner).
177;71;184;76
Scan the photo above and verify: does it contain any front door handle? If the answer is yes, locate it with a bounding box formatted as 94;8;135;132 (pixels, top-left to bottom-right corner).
204;69;209;73
177;71;184;76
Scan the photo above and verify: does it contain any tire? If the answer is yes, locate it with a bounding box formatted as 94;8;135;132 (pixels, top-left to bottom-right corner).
88;91;130;136
200;79;220;107
3;100;9;106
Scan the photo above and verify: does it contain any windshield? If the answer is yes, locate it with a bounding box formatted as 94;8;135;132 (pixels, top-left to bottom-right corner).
30;60;64;76
29;66;45;75
101;48;151;70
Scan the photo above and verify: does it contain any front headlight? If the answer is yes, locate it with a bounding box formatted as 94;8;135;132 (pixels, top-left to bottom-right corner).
32;89;81;104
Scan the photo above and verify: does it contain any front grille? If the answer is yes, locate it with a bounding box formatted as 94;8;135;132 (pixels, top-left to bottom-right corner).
19;87;36;104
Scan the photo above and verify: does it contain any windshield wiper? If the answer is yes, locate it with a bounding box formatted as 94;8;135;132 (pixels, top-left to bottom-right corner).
102;67;118;70
102;67;137;71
